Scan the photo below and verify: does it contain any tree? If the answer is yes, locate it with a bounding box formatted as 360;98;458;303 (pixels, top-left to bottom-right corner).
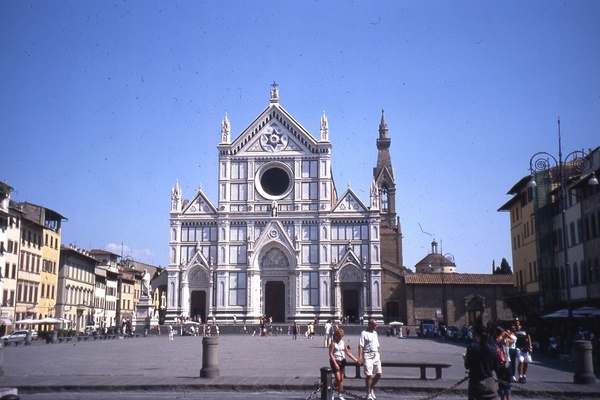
493;258;513;274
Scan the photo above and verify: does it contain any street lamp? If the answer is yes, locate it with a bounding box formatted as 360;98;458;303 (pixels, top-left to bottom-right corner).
527;118;598;351
429;250;455;326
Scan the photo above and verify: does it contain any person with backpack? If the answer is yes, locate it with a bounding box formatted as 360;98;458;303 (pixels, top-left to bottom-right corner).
495;326;515;400
464;325;500;400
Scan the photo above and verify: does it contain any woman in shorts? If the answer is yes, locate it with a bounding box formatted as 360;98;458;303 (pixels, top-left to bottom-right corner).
329;328;359;400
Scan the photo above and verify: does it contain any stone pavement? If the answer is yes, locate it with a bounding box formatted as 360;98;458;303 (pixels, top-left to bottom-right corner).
1;331;598;398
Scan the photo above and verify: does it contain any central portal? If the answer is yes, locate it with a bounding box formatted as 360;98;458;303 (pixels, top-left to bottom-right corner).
190;290;206;323
265;281;285;322
343;289;359;323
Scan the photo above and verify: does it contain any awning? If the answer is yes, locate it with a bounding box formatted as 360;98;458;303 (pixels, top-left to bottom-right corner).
0;318;12;326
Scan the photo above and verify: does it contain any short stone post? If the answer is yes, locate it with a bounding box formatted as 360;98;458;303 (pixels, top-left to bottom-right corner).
320;366;332;400
51;329;58;344
0;344;5;378
200;336;220;378
24;330;32;345
572;340;596;384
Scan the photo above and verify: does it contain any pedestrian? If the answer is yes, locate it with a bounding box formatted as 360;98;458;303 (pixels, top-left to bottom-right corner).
495;326;514;400
507;321;518;381
324;319;333;348
514;319;533;383
329;328;359;400
357;319;382;400
292;322;299;340
464;325;499;400
168;324;174;341
156;324;161;336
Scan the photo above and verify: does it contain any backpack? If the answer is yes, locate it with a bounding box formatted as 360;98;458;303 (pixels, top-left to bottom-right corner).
497;345;510;369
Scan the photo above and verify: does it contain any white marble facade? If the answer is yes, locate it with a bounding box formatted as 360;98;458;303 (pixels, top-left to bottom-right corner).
167;84;383;325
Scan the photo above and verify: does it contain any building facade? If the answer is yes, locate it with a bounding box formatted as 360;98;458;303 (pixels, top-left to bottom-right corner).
167;85;403;324
0;182;21;335
57;245;97;332
499;145;600;319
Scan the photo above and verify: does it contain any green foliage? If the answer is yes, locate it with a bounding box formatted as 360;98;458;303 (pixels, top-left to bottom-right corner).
493;258;513;274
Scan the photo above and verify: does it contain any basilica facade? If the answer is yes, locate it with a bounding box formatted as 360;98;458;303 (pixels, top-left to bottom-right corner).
166;84;402;325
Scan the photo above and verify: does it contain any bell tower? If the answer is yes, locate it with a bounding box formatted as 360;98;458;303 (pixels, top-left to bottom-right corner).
373;110;397;229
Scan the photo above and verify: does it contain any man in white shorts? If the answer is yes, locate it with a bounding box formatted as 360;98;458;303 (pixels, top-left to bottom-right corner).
358;319;382;400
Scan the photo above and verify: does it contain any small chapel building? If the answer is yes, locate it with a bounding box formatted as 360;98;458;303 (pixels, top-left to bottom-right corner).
166;84;402;325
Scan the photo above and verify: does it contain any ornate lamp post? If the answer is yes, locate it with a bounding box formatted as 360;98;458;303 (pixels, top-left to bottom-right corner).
527;118;598;351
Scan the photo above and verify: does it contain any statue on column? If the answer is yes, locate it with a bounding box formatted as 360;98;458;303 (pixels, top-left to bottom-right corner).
142;269;152;298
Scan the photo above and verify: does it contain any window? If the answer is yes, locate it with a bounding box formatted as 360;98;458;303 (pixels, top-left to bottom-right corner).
570;222;577;246
301;160;318;178
301;182;318;200
302;244;318;264
382;187;388;211
229;272;247;306
180;245;197;263
230;225;247;241
302;271;319;306
302;225;318;241
331;224;368;240
229;245;247;264
231;162;247;179
231;183;248;201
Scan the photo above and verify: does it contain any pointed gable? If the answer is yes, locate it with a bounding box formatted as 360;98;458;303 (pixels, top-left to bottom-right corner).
338;245;363;267
252;221;296;253
182;189;218;215
332;188;369;213
374;164;394;186
224;103;322;157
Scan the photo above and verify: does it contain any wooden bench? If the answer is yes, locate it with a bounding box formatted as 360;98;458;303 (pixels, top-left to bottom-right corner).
347;361;451;380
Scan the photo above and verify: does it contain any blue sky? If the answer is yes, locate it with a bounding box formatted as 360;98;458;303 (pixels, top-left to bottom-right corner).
2;1;599;273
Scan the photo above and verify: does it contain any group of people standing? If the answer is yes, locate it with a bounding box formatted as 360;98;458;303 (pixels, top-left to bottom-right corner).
464;319;532;400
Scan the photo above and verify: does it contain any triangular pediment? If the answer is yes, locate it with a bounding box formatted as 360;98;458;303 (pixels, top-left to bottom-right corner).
249;221;297;268
337;246;363;267
181;189;217;215
226;104;320;156
374;165;395;186
252;221;295;252
183;251;211;283
332;188;368;213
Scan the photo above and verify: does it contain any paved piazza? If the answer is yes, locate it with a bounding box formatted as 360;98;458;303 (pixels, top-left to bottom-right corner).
1;333;598;398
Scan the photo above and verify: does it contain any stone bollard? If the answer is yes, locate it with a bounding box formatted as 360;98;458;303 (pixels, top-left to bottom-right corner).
0;344;4;378
51;330;58;344
320;366;332;400
200;336;220;378
572;340;596;384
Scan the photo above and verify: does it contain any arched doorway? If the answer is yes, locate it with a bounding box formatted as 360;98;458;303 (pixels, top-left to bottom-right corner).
190;290;207;323
338;265;363;323
260;247;291;322
265;281;285;322
466;294;484;326
343;289;360;323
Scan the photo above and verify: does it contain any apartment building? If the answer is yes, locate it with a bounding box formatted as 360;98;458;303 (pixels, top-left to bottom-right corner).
57;245;97;332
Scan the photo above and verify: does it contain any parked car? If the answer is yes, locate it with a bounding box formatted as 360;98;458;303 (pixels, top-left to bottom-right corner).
84;326;97;336
1;330;38;345
417;319;437;337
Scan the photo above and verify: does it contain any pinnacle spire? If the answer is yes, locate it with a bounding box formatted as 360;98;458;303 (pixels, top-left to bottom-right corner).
379;109;388;138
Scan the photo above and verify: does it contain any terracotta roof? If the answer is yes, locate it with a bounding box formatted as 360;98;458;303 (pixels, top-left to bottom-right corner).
404;273;514;285
415;253;455;268
89;249;120;256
